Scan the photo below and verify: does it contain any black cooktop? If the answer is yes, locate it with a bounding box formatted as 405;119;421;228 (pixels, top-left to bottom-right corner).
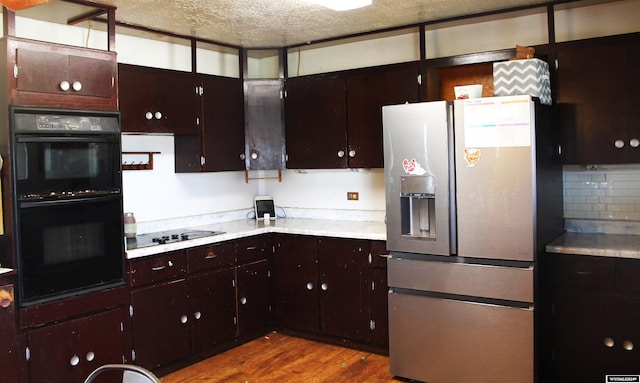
126;229;225;250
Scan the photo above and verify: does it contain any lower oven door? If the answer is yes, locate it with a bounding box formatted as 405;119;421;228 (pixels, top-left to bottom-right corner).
388;290;534;383
17;195;125;306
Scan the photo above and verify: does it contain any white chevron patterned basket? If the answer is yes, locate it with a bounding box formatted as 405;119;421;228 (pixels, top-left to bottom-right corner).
493;58;552;105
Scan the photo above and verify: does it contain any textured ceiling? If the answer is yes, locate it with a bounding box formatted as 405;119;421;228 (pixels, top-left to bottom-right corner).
23;0;554;48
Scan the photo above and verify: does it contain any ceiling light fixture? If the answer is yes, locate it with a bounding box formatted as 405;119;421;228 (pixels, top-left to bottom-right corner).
309;0;372;11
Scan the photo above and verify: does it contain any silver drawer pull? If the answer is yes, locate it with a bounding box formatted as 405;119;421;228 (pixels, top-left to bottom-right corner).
151;265;167;271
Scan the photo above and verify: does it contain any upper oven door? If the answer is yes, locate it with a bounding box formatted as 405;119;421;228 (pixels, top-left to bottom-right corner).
14;134;121;200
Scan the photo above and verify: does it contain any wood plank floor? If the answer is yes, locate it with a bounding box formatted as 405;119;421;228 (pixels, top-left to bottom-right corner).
160;332;406;383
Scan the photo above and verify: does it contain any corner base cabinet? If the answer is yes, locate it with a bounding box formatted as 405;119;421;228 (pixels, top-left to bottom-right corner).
273;235;388;348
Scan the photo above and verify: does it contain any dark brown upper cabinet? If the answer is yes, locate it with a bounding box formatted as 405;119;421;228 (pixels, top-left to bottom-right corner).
118;64;199;134
199;74;245;172
556;32;640;165
284;72;348;169
5;37;117;110
346;61;421;168
284;61;421;169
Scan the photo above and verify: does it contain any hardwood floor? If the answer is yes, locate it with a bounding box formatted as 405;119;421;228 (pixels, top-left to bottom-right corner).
160;332;406;383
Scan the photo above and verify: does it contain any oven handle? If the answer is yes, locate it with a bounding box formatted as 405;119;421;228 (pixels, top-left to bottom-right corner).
16;135;118;143
19;194;121;208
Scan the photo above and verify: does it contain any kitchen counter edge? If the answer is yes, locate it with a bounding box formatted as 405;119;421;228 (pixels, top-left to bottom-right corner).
545;231;640;259
126;218;387;259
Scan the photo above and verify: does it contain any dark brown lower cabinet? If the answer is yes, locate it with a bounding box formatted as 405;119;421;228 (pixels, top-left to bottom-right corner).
369;240;389;346
550;253;640;383
0;283;19;383
272;234;319;332
187;267;237;354
27;308;125;383
130;237;273;372
237;259;272;337
273;234;387;348
131;279;191;369
317;237;370;341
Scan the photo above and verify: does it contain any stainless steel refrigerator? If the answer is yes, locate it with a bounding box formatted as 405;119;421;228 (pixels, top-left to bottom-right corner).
382;95;563;383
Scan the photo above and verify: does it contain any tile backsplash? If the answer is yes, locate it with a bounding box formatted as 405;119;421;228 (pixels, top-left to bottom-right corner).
563;165;640;221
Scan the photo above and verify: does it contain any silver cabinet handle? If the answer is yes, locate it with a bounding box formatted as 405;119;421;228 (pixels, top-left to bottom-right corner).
623;340;634;351
145;111;153;120
151;265;166;271
251;152;258;160
630;138;640;148
70;355;80;366
85;351;95;362
614;139;625;149
180;315;188;324
604;337;615;348
240;297;247;305
337;150;345;158
194;311;202;320
348;149;356;158
154;111;162;120
306;282;313;290
72;81;82;91
59;81;70;91
321;283;328;291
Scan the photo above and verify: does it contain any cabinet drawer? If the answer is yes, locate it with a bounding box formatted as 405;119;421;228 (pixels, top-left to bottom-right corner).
187;242;235;273
235;235;272;264
370;240;389;268
552;253;614;290
128;251;187;287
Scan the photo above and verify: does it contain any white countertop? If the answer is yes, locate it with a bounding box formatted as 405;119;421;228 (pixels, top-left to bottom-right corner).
546;232;640;259
126;218;387;259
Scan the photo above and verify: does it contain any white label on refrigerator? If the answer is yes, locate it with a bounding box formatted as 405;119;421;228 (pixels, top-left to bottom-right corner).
463;97;531;148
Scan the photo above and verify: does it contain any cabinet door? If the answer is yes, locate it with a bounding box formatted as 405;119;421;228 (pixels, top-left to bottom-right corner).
118;64;154;132
153;70;200;134
272;234;319;332
369;240;389;346
27;308;124;383
557;34;640;164
237;259;272;337
553;289;640;382
317;237;370;341
346;62;421;168
201;75;245;172
15;49;68;94
188;267;237;353
131;279;190;369
244;79;286;170
285;73;348;169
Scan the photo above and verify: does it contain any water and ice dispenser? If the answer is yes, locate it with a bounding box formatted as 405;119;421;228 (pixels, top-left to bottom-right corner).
400;175;436;238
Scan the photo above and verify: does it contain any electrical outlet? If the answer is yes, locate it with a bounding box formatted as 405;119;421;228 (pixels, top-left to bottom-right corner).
347;192;359;201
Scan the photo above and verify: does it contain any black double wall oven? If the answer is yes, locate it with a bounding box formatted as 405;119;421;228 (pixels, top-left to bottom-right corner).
11;107;125;307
